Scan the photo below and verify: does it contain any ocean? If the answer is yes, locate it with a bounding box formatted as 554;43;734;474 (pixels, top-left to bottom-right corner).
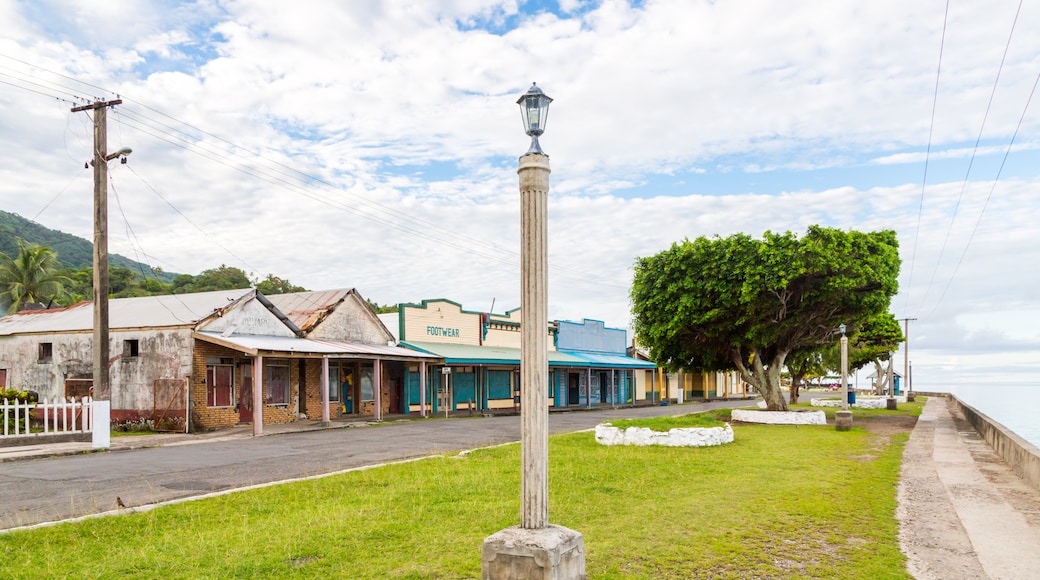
943;384;1040;449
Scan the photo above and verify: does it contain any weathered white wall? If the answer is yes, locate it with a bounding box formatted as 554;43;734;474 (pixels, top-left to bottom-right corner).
0;328;193;411
307;294;393;344
200;297;296;337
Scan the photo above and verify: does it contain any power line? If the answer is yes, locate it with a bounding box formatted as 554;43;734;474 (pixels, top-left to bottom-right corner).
123;163;260;273
902;0;950;318
927;68;1040;318
915;0;1024;315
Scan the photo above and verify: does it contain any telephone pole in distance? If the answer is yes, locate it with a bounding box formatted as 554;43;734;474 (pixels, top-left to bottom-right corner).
898;318;917;398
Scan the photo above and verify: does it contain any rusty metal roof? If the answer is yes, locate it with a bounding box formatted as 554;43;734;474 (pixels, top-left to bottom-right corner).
264;289;355;332
0;289;254;335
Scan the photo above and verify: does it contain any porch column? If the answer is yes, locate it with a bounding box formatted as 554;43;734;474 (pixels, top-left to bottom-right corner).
650;370;656;404
252;355;264;436
586;368;591;408
374;358;382;421
321;356;330;425
611;369;616;407
419;360;427;417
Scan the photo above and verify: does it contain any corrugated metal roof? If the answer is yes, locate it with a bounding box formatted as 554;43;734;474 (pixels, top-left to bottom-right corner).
558;350;658;369
264;289;354;332
401;341;587;366
196;331;441;360
0;289;253;336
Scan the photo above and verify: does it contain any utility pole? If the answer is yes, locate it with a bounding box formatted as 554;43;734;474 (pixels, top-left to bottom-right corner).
71;99;121;401
71;99;128;448
898;318;917;399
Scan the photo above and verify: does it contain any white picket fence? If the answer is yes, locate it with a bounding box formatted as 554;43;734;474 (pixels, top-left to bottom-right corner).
1;396;93;437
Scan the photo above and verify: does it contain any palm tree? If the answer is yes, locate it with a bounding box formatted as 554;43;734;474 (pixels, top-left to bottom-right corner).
0;239;70;313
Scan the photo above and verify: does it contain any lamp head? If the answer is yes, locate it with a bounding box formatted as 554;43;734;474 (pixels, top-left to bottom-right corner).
105;147;133;162
839;323;847;336
517;83;553;155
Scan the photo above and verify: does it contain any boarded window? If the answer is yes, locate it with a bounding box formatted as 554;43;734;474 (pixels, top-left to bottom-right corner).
488;370;512;399
206;364;233;408
265;361;290;405
38;342;53;363
65;378;93;399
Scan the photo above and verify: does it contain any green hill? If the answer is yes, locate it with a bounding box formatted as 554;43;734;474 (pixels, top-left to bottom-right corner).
0;210;177;282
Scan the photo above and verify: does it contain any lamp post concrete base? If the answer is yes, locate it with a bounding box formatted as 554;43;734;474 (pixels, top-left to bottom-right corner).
835;410;853;431
482;524;586;580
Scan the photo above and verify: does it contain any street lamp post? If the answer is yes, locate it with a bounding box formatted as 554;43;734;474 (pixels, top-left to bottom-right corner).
836;324;853;431
482;83;586;579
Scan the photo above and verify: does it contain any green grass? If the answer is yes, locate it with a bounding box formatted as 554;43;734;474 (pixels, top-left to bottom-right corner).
1;418;913;579
786;398;926;420
608;412;728;431
110;430;157;437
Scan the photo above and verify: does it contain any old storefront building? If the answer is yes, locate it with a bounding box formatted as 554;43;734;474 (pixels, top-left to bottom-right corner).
383;299;656;413
0;288;437;430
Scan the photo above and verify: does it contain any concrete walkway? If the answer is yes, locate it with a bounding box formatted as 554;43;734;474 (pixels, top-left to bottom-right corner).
898;396;1040;579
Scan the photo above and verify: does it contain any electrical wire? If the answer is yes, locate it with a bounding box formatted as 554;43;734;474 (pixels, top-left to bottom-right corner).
1;54;631;290
915;0;1024;316
123;163;261;273
926;69;1040;318
902;0;950;319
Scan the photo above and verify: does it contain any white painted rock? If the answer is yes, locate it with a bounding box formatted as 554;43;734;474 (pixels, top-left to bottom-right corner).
810;396;906;409
595;423;734;447
731;409;827;425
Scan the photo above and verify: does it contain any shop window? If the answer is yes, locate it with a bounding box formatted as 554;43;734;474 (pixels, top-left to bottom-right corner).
265;360;290;405
206;363;234;408
330;362;349;403
360;365;374;402
123;339;140;359
38;342;53;363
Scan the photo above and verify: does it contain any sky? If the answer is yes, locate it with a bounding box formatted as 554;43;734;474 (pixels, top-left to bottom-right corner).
1;0;1038;392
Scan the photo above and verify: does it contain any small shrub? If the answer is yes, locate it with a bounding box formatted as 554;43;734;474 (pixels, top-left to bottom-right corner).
1;387;37;434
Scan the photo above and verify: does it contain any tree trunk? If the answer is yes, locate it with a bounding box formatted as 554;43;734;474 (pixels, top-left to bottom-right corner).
872;360;891;395
732;349;789;411
790;374;803;404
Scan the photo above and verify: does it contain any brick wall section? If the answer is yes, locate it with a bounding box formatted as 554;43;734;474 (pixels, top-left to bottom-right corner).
190;340;303;430
300;359;347;421
191;341;239;430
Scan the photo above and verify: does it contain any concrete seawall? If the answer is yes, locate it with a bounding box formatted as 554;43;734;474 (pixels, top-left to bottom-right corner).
941;393;1040;493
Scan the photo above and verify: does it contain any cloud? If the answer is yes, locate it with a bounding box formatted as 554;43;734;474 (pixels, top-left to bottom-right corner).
1;0;1039;394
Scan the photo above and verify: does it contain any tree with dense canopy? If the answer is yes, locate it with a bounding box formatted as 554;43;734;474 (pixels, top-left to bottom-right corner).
822;312;904;395
255;274;308;295
0;239;70;313
631;226;900;411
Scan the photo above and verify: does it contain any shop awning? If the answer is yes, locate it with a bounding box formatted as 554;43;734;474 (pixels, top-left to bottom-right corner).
557;350;658;369
195;331;441;361
400;341;587;366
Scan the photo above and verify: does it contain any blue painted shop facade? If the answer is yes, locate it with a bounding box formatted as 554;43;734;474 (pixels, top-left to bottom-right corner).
381;299;656;414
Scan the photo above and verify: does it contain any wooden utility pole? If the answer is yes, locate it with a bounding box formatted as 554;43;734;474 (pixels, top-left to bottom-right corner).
71;99;122;401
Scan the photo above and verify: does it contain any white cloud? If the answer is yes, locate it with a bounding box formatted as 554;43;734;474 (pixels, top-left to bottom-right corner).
1;0;1039;394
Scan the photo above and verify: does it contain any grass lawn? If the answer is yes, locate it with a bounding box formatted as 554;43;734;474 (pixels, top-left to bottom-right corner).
0;404;920;579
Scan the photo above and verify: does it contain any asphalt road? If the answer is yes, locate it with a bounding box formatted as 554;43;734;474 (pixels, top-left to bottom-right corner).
0;400;751;531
